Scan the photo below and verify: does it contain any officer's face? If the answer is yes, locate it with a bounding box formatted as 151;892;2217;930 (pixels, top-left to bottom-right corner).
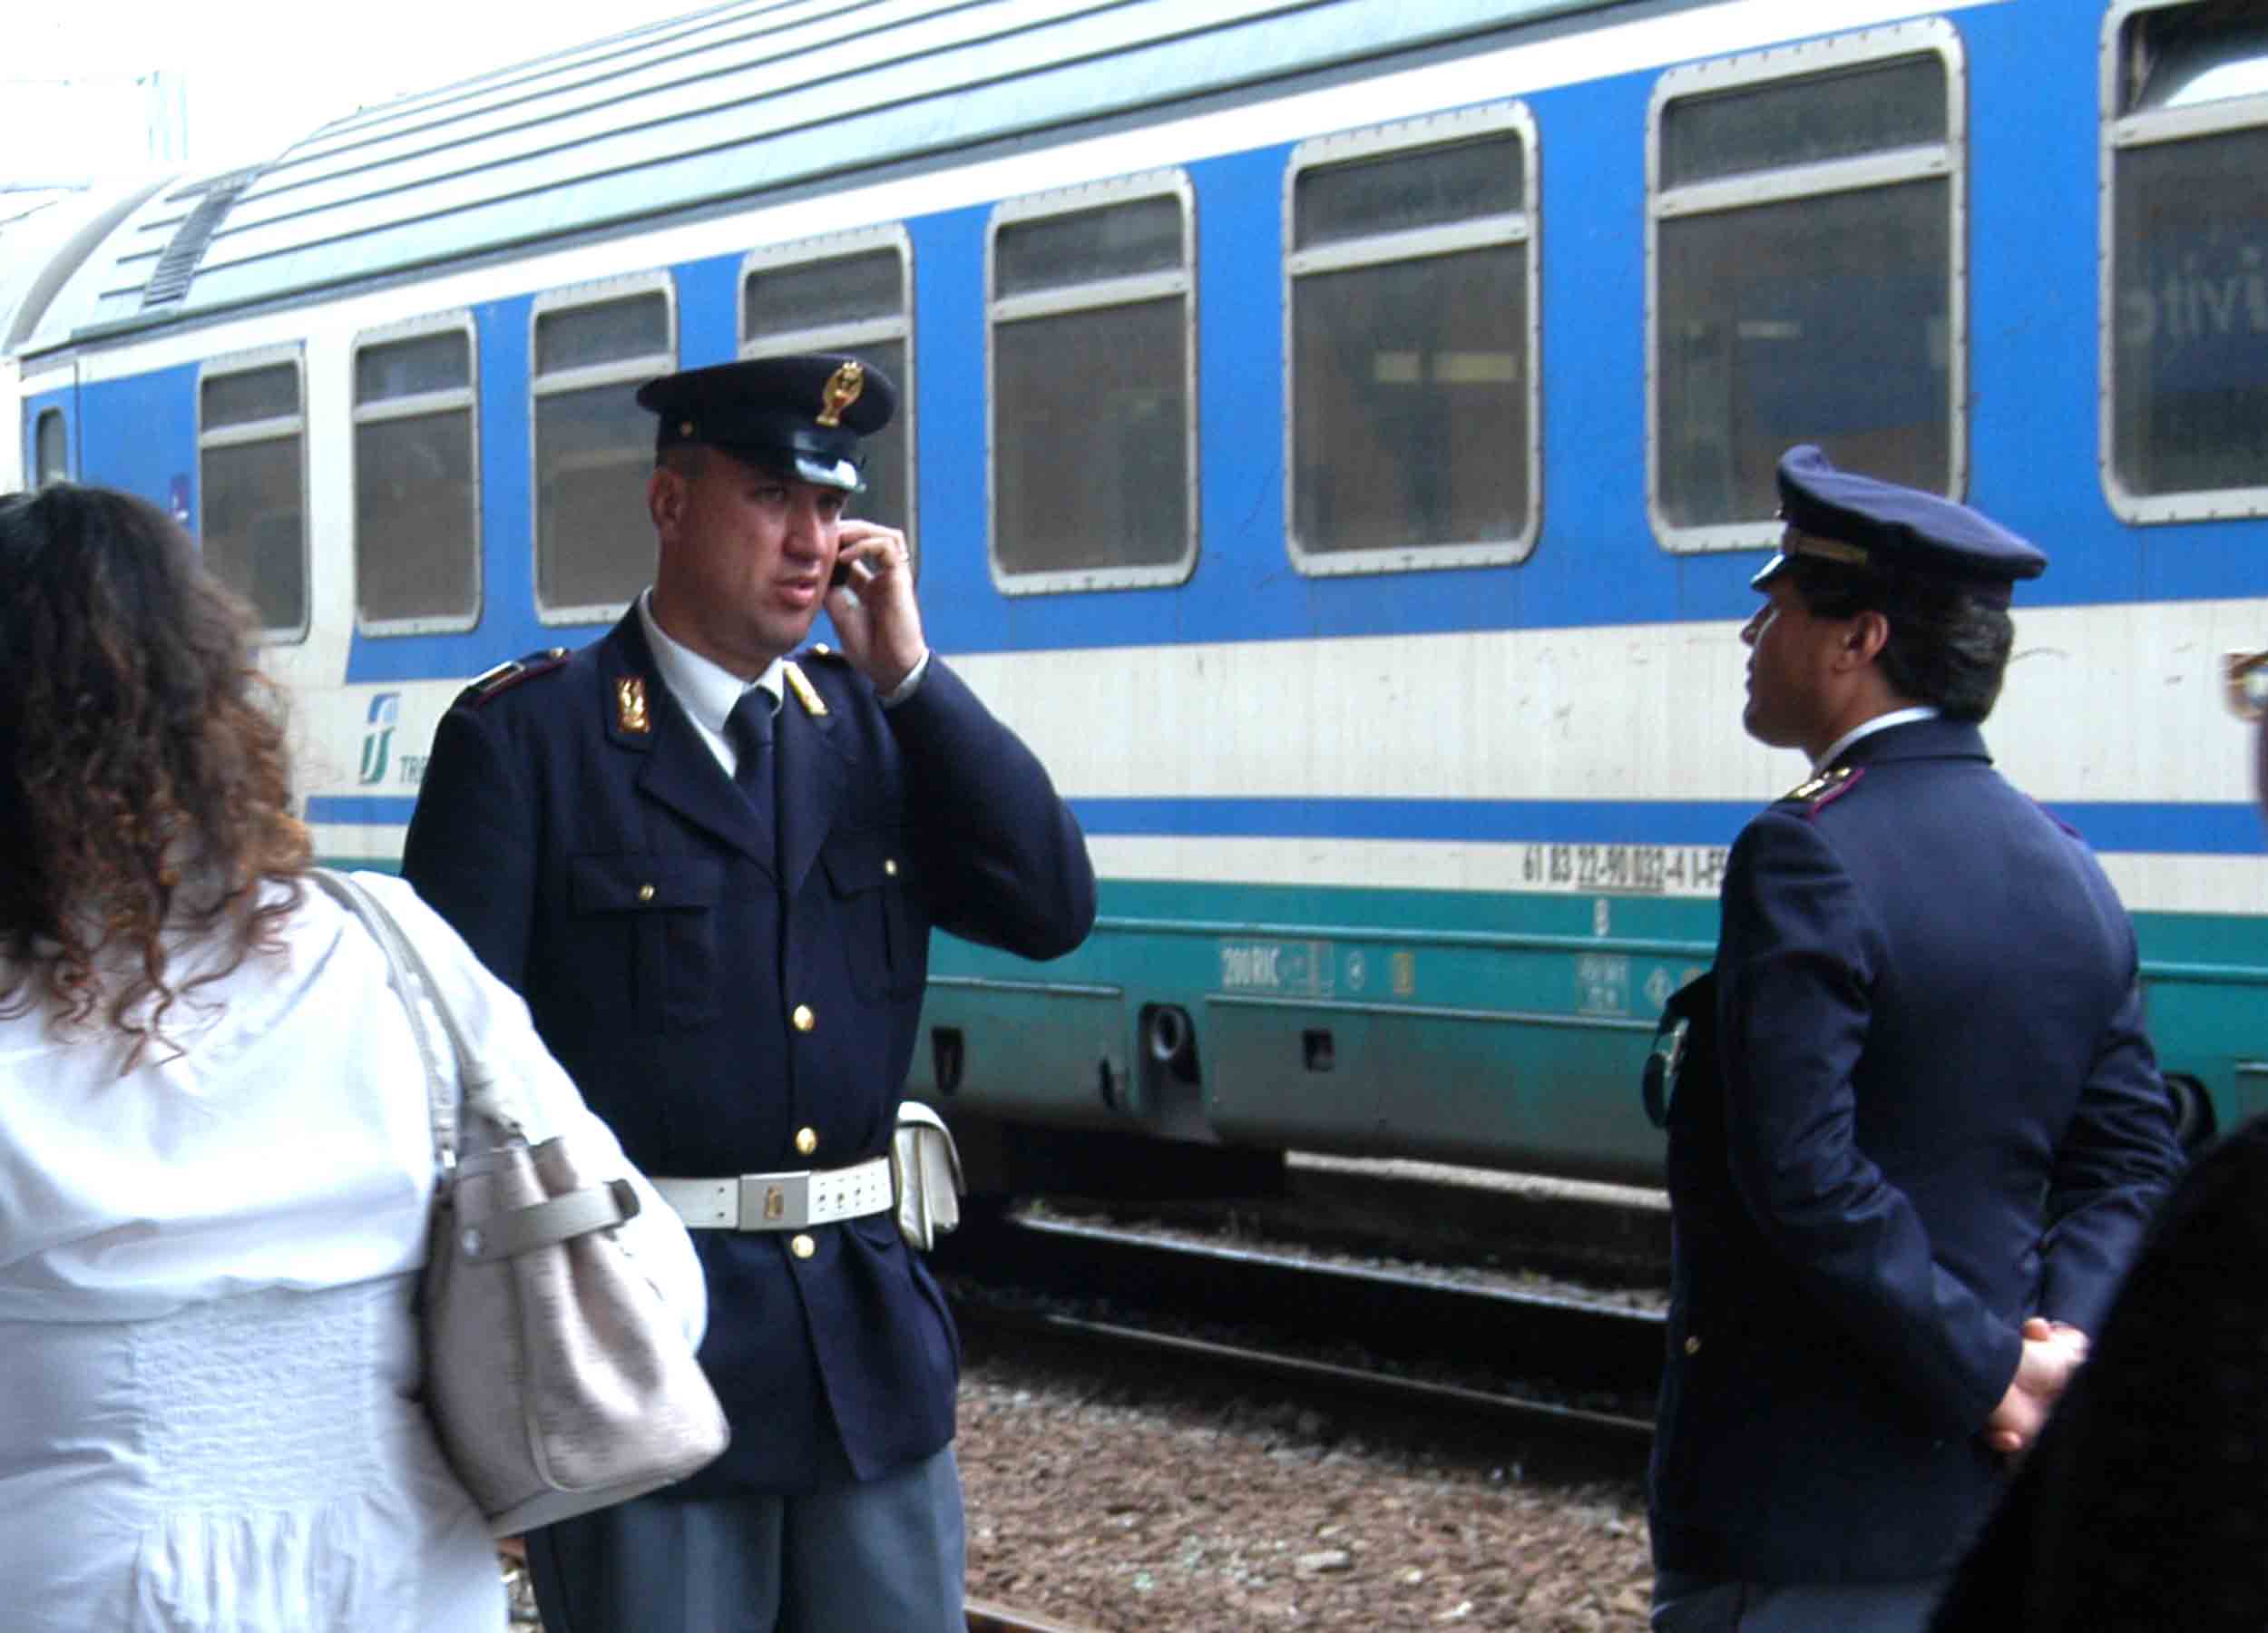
1739;579;1847;754
650;450;849;678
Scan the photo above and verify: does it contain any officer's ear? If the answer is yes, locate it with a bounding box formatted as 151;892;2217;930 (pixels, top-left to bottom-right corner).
648;464;686;536
1842;609;1892;669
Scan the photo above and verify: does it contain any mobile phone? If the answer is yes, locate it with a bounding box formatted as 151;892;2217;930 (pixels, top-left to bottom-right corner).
830;559;853;590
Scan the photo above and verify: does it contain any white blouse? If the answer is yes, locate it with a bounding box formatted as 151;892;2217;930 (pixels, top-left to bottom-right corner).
0;872;707;1631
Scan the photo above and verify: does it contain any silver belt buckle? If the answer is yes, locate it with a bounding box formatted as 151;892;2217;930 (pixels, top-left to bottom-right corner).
738;1172;808;1230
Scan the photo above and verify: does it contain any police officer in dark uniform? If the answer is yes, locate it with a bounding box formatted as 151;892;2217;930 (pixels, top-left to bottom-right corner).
401;354;1096;1632
1647;446;2185;1631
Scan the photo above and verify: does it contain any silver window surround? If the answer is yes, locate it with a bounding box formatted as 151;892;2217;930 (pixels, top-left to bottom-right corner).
985;170;1198;597
528;271;678;626
349;311;482;636
1283;102;1541;578
739;224;916;563
1647;19;1969;555
196;343;310;644
2100;0;2268;524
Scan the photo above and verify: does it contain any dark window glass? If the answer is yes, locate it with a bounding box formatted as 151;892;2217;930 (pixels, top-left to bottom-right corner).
356;331;471;403
994;301;1186;575
746;250;903;336
997;197;1182;296
535;385;655;609
201;364;299;428
1657;180;1951;526
1662;55;1946;187
200;435;306;631
355;410;477;622
1295;134;1522;249
34;409;65;484
2112;124;2268;496
535;294;668;374
1293;244;1526;555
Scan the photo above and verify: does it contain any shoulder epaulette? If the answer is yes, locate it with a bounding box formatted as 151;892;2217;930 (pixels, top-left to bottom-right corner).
1777;763;1863;816
781;659;829;718
456;647;570;708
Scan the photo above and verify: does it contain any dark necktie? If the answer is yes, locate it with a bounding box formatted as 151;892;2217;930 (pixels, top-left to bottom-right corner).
726;688;777;836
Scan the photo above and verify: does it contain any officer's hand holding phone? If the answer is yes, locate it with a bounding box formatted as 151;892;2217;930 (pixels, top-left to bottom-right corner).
825;520;926;696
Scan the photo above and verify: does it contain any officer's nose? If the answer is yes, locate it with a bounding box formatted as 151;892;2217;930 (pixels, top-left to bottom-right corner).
1740;606;1767;648
781;493;828;559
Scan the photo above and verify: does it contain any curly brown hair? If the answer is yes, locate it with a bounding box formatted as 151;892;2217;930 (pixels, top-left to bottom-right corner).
0;484;310;1065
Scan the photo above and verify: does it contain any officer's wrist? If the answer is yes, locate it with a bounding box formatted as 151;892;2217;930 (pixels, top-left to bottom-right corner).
878;650;932;708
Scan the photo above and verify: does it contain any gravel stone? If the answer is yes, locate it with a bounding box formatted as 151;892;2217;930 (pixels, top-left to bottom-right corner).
959;1341;1654;1629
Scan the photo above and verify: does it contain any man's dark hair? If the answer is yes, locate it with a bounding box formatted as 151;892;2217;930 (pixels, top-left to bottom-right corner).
1783;554;2016;721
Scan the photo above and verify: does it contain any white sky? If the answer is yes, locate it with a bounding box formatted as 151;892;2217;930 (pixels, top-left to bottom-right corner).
7;0;709;181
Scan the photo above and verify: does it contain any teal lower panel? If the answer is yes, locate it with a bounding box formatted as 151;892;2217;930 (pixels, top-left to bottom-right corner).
928;880;2268;1177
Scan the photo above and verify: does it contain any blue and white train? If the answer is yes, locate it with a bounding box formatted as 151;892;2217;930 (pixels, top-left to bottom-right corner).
5;0;2264;1188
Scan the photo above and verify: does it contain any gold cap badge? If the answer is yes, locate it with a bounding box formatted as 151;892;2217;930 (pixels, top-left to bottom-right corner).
615;675;651;735
815;361;865;428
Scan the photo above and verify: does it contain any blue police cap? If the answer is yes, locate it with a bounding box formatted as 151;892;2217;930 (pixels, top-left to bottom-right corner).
636;353;897;493
1755;445;2046;602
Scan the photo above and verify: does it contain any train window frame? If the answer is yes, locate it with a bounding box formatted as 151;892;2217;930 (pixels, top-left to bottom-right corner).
528;272;678;626
349;311;482;636
739;225;916;572
2100;0;2268;523
196;345;310;644
34;407;67;484
1283;103;1541;577
1647;19;1969;554
985;170;1198;596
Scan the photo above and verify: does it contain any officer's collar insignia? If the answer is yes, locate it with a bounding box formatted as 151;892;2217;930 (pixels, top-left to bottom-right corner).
614;674;651;735
1780;764;1861;807
815;361;864;428
782;660;828;718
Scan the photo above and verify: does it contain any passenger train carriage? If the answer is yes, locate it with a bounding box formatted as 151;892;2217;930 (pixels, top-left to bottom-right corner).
5;0;2265;1188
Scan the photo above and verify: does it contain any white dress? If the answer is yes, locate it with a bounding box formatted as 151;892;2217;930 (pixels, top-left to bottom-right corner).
0;873;708;1632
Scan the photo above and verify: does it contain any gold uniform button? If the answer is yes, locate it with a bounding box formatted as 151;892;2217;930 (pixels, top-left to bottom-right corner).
637;884;655;904
792;1004;816;1032
884;858;898;877
790;1234;815;1259
795;1127;818;1157
1684;1335;1702;1355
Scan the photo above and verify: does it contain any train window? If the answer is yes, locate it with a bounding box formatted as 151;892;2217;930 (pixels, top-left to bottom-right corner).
34;409;65;484
1286;104;1540;574
2103;1;2268;522
198;351;308;639
530;278;675;621
352;318;479;631
742;227;914;567
987;173;1195;593
1648;23;1966;552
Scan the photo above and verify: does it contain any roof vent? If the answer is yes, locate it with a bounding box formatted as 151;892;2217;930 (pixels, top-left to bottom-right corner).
141;167;262;309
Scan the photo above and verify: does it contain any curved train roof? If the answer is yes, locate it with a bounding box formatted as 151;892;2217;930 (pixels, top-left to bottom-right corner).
14;0;1612;357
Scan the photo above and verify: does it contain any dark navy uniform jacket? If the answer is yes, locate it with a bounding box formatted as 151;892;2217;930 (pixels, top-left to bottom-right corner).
1650;716;2183;1583
401;610;1096;1494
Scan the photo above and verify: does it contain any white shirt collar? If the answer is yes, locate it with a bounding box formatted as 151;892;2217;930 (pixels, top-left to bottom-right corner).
1816;705;1940;772
635;591;782;769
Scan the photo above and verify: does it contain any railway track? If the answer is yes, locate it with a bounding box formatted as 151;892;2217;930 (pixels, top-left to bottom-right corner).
934;1208;1661;1465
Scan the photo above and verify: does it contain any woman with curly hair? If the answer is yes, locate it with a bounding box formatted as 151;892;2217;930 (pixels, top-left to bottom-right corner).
0;484;705;1630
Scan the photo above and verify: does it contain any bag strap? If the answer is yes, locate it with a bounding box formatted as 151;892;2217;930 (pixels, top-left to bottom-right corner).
310;868;463;1176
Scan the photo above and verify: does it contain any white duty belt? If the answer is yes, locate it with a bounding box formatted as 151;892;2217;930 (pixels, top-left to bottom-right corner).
652;1156;893;1231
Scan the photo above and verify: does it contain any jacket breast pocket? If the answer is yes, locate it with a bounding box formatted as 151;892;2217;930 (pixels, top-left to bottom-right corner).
819;830;924;1002
569;852;726;1032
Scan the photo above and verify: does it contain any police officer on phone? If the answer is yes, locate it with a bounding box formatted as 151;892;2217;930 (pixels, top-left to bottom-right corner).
403;354;1097;1632
1647;446;2184;1632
